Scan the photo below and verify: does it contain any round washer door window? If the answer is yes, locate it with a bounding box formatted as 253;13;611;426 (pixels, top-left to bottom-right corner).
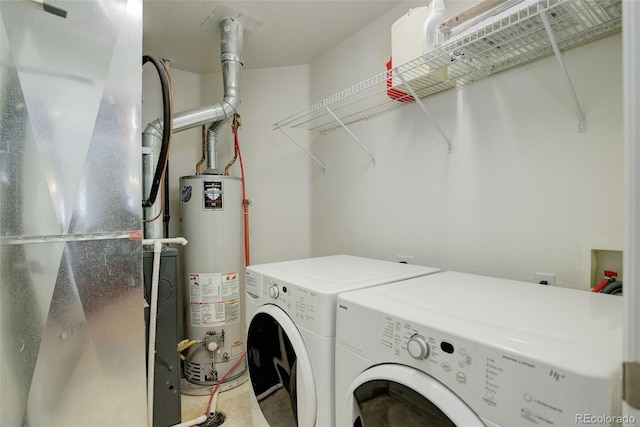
247;304;317;426
343;364;485;427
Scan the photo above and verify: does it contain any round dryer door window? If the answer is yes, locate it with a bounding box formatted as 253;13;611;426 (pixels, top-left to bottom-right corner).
344;364;485;427
247;305;317;426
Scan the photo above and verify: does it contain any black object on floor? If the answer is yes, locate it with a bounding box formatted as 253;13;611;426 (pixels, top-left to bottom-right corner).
201;412;226;427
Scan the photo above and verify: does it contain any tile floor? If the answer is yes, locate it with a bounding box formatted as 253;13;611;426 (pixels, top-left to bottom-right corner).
180;377;253;426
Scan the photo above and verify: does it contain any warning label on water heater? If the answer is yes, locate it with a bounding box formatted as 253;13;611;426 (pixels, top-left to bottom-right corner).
203;181;223;210
189;272;240;327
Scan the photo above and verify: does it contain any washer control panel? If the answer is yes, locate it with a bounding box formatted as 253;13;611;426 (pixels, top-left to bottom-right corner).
407;334;429;360
372;313;615;427
471;342;614;427
376;314;476;405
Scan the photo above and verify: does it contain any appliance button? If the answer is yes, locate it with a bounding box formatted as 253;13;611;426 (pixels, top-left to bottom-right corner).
456;372;466;383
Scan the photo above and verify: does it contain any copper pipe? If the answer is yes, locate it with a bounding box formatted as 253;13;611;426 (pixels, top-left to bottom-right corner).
224;144;237;176
195;125;206;174
224;115;241;175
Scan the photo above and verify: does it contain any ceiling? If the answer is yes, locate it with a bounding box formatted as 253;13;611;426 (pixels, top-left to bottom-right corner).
142;0;411;74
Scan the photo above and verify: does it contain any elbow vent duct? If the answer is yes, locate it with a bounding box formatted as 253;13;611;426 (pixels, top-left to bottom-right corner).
142;17;243;236
144;17;243;137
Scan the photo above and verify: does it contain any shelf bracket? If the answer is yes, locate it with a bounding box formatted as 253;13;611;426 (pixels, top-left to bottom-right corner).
396;70;453;153
277;127;326;174
324;104;376;165
539;9;587;133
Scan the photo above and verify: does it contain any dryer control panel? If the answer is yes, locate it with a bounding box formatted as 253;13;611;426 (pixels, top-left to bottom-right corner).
246;270;336;337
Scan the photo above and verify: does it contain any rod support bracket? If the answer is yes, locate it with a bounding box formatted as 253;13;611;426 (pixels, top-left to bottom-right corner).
396;69;452;153
324;104;376;165
578;119;587;133
277;127;327;174
540;10;587;133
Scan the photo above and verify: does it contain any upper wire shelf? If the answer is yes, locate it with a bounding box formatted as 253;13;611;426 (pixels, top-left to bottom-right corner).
273;0;622;133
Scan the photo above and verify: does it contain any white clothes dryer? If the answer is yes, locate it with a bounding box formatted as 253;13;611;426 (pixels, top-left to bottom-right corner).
244;255;440;426
336;271;623;427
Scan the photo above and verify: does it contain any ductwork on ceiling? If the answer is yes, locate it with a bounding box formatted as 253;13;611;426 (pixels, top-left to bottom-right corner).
142;16;244;238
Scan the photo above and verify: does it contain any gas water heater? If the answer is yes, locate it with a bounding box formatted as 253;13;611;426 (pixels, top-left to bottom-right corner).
179;175;246;386
142;15;248;389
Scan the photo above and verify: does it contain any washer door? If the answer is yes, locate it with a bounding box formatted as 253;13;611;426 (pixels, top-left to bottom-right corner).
247;304;317;426
343;364;484;427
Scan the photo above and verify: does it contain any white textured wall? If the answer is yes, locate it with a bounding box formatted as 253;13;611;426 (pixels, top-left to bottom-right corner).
308;2;623;289
142;1;623;287
143;64;313;265
207;65;314;265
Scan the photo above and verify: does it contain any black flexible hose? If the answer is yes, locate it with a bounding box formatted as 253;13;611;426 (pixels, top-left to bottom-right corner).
142;54;171;208
601;281;623;295
163;160;170;237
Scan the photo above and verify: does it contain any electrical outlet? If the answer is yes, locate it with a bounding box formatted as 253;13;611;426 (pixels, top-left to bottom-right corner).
535;272;556;286
396;255;414;264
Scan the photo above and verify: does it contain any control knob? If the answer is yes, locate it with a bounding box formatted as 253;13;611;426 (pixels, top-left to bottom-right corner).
407;334;429;360
268;285;280;299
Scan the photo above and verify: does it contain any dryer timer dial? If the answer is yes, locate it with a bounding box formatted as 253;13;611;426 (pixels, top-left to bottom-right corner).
407;334;429;360
268;285;280;299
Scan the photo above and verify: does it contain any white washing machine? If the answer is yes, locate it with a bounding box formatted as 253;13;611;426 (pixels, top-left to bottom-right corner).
244;255;440;426
336;271;623;427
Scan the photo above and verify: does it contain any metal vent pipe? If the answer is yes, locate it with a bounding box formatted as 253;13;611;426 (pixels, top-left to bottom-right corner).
142;17;244;238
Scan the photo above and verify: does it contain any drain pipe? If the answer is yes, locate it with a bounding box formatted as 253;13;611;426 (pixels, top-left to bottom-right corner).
142;17;243;238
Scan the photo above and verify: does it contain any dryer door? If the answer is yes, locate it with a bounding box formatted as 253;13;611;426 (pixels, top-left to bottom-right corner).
247;304;317;426
343;364;485;427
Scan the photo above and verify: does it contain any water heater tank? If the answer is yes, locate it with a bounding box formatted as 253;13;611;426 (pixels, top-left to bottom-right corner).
179;174;247;387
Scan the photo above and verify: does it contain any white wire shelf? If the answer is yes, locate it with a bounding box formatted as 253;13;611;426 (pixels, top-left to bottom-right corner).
273;0;622;134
